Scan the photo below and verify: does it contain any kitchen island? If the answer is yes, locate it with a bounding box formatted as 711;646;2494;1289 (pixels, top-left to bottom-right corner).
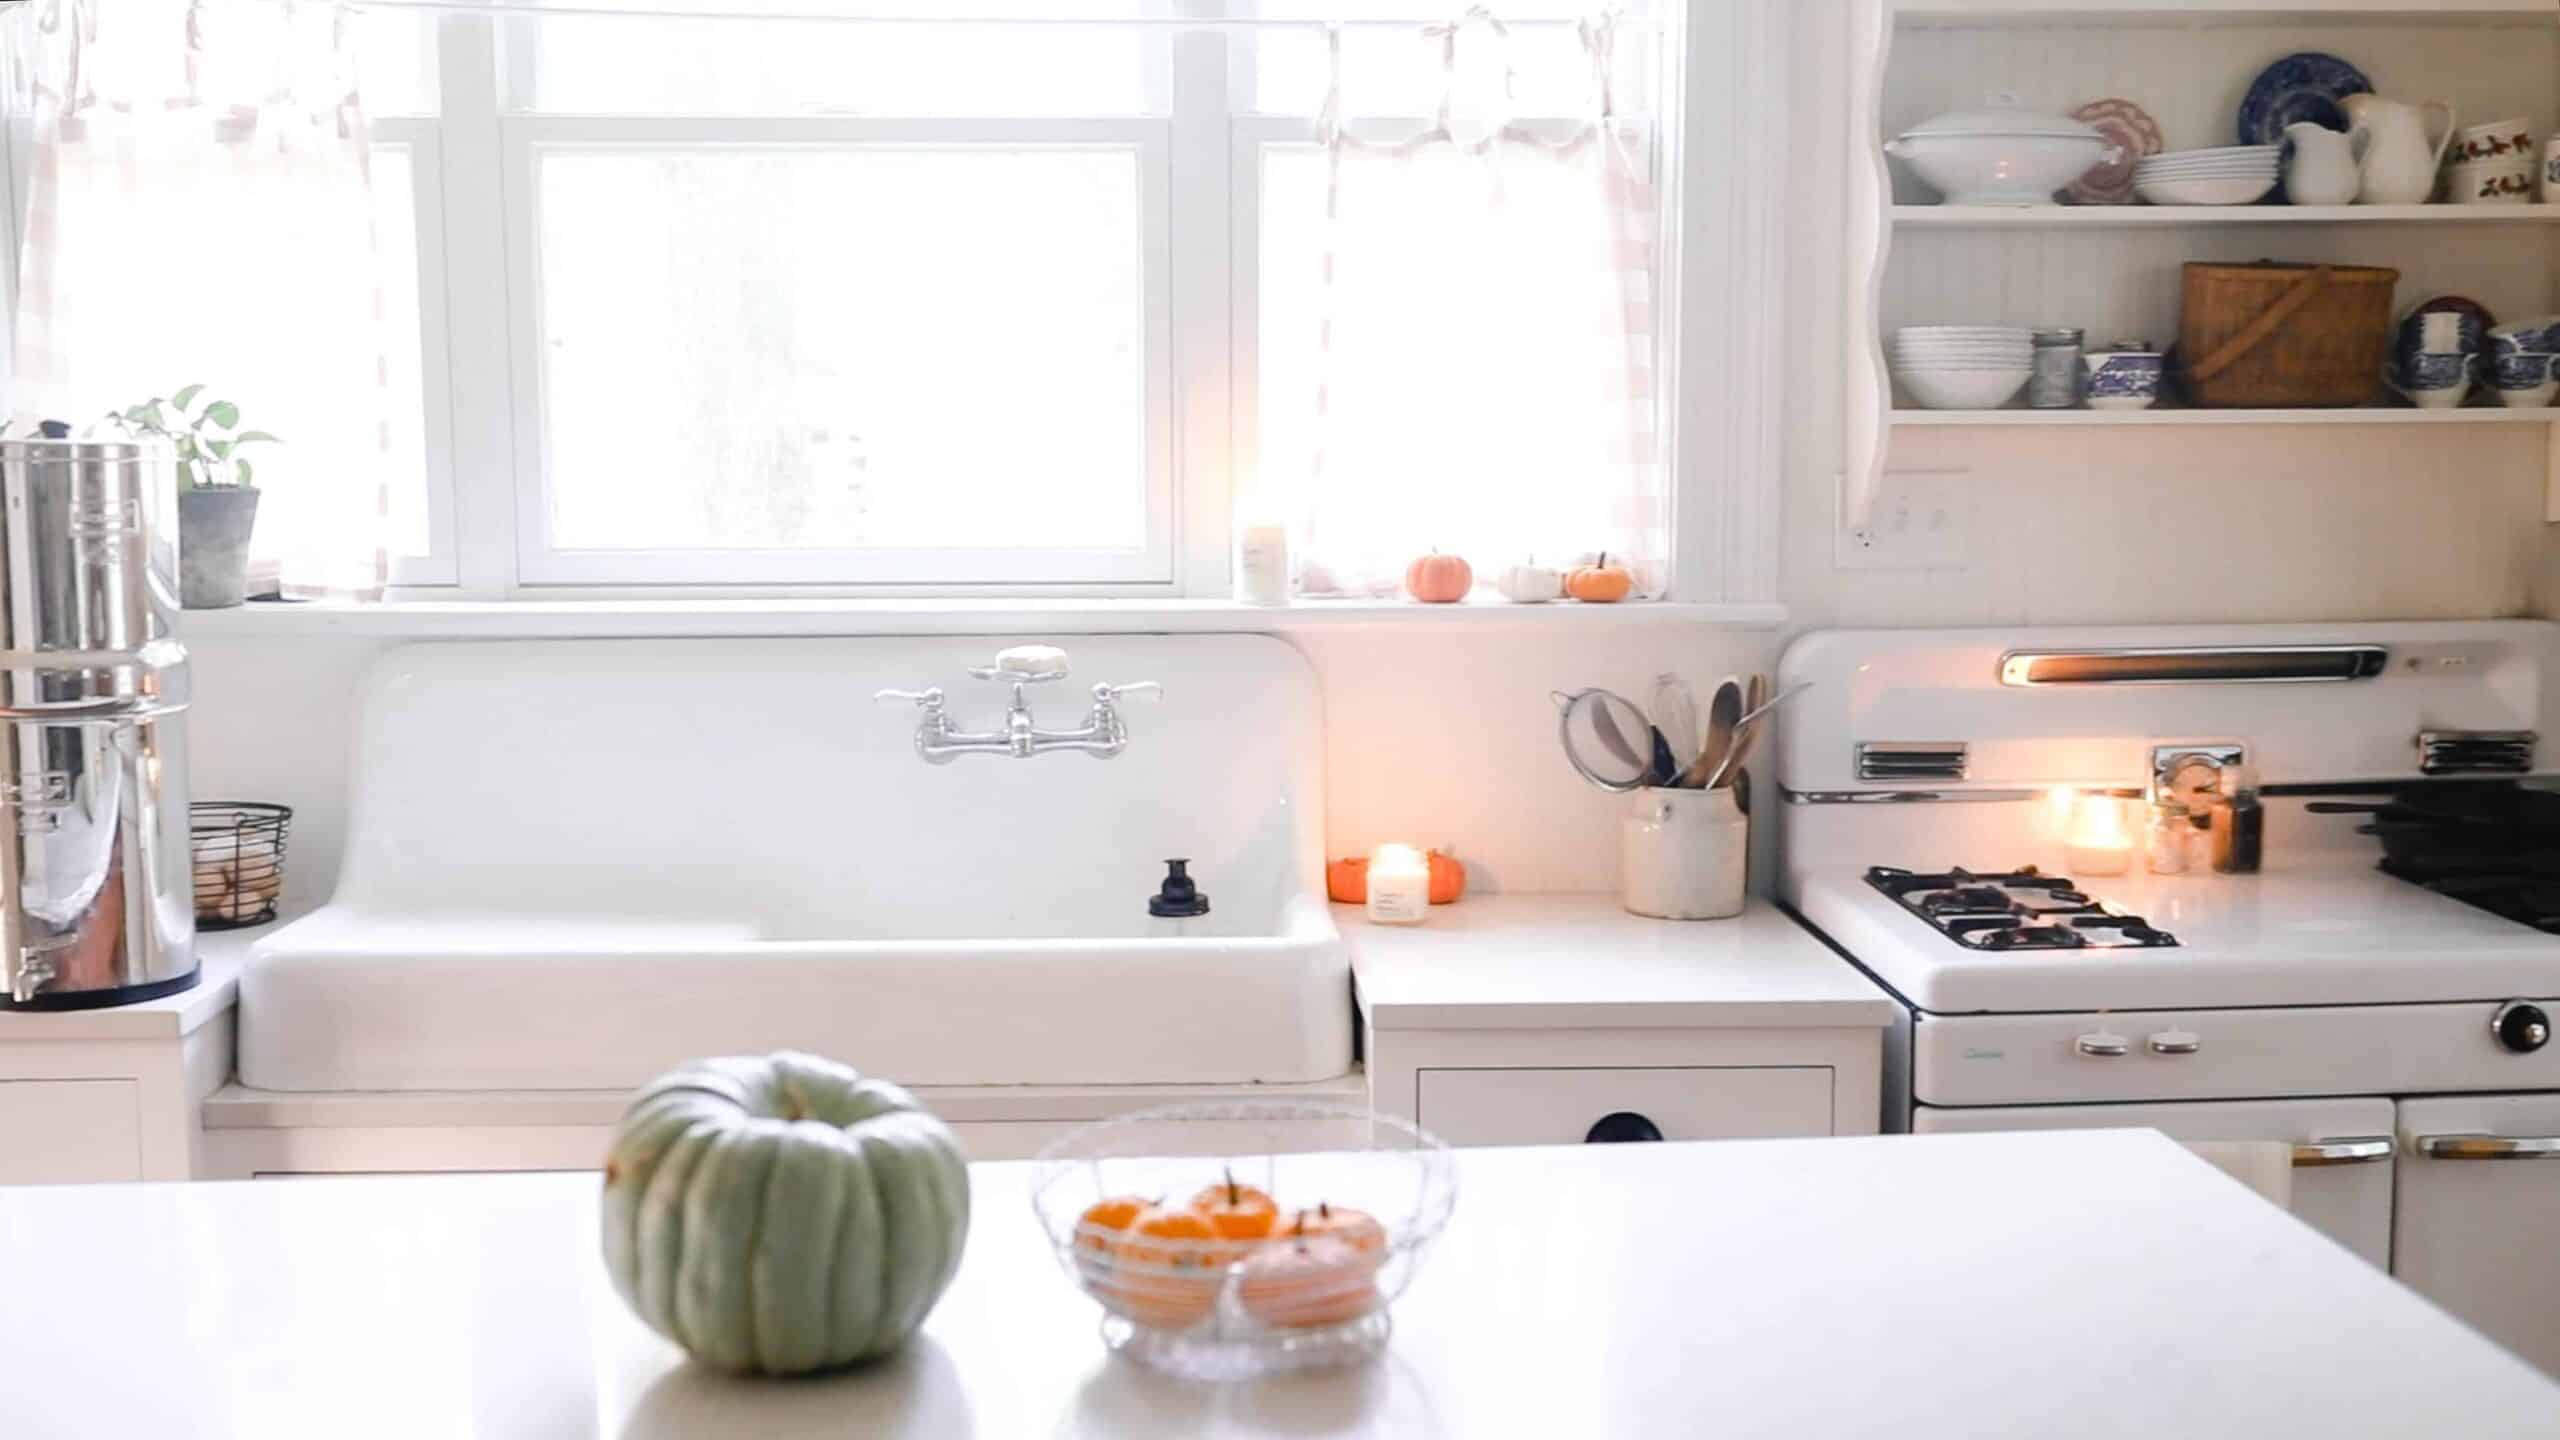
4;1130;2552;1437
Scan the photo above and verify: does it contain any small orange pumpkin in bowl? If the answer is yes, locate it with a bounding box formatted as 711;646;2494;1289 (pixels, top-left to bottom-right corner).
1237;1226;1383;1329
1189;1171;1281;1243
1404;551;1474;604
1100;1204;1236;1329
1075;1193;1153;1253
1289;1200;1388;1255
1564;553;1634;603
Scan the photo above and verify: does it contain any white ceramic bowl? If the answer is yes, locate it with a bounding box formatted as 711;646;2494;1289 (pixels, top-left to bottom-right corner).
1894;326;2033;345
2450;159;2536;204
1892;352;2032;369
1897;366;2033;410
2134;174;2278;206
2140;145;2280;168
1885;131;2114;206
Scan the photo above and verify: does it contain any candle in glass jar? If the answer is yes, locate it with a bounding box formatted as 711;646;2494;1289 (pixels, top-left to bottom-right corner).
1365;843;1431;925
1237;523;1291;605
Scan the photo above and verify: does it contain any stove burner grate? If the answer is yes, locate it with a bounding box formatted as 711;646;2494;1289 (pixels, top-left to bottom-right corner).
1866;865;2177;951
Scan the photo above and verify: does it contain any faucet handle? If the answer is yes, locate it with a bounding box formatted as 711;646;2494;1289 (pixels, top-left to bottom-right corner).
875;687;945;709
1094;681;1161;705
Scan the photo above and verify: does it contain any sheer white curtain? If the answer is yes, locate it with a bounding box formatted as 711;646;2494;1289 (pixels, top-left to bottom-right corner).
1292;10;1663;599
10;0;392;599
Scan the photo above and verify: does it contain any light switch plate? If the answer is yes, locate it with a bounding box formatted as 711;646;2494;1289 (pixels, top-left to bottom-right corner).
1837;468;1974;571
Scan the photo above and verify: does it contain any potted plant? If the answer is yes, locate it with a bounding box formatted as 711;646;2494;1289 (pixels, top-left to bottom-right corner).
114;386;279;609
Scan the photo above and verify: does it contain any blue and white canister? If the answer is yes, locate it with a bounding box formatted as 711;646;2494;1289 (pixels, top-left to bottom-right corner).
2081;341;2163;412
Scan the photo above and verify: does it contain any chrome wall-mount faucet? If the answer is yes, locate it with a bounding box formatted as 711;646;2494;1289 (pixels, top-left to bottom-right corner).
875;645;1160;763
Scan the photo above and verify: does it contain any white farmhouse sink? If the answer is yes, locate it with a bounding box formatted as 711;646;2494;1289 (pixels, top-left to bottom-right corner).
240;636;1350;1091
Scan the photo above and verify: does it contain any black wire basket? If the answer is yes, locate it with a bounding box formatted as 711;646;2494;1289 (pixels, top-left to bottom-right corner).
191;802;292;931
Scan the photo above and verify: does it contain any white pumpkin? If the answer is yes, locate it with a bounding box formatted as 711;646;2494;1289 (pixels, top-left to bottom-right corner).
1494;561;1564;604
601;1052;970;1375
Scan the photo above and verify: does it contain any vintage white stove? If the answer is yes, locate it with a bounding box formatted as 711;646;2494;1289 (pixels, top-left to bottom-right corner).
1777;621;2560;1375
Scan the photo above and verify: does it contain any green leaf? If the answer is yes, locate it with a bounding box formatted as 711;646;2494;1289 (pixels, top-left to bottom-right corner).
204;400;239;430
231;430;280;446
170;383;205;412
232;458;253;487
207;439;233;460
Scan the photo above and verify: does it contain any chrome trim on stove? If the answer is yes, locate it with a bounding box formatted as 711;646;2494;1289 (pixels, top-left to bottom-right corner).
1785;787;2106;805
2417;729;2537;777
2291;1138;2394;1168
1855;741;1967;783
2416;1135;2560;1161
1997;644;2389;687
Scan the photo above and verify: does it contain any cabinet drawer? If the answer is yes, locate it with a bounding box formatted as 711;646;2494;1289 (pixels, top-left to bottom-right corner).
0;1079;143;1185
1418;1067;1832;1147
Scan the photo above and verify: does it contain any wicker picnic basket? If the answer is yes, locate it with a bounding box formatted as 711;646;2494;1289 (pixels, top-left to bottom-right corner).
2173;261;2399;408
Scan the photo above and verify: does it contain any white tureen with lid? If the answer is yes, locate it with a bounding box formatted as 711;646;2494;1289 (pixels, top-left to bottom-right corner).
1885;96;2117;206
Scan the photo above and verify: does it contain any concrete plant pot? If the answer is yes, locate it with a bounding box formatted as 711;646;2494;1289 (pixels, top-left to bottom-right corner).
178;487;261;609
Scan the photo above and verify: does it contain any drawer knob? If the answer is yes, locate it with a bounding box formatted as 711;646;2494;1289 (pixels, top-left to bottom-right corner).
1585;1111;1665;1144
2075;1032;2130;1058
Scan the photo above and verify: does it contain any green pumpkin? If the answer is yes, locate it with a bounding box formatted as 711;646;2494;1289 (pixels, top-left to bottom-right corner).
601;1052;970;1375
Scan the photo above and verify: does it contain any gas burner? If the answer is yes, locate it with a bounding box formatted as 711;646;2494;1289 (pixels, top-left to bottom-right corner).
1865;865;2178;951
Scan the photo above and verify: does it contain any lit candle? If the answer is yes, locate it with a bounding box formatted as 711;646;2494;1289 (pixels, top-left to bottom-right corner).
1366;844;1431;925
2063;794;2134;877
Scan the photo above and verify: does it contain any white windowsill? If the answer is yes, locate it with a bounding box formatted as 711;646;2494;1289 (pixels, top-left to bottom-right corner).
176;596;1789;640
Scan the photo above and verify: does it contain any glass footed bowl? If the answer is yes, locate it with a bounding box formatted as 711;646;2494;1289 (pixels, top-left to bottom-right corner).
1029;1100;1457;1381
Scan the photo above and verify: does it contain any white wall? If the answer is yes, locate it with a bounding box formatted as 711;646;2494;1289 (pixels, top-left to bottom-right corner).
183;3;2559;906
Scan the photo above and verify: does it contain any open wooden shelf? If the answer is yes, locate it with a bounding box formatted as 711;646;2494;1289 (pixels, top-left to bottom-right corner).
1894;204;2560;228
1892;406;2560;426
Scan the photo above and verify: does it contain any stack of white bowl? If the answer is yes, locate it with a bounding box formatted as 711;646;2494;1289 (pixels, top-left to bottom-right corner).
1889;326;2033;410
2132;145;2280;206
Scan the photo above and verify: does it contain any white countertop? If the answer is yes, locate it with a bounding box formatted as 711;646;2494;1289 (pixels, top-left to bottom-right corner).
0;942;244;1041
9;1130;2548;1438
1347;894;1897;1030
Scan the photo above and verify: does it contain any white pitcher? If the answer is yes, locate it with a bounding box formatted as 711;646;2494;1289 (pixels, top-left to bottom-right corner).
2342;94;2455;204
2283;121;2367;206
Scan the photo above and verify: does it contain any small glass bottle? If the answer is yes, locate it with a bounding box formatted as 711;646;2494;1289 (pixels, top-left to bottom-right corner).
2028;327;2085;409
2210;766;2264;875
2144;800;2191;875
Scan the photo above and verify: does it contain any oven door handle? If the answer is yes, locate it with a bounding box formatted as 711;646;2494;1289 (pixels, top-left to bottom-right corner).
2415;1134;2560;1161
2291;1137;2395;1168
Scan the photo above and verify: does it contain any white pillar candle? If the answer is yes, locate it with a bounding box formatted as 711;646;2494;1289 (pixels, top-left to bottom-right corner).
1237;524;1291;605
2063;794;2134;878
1365;843;1431;925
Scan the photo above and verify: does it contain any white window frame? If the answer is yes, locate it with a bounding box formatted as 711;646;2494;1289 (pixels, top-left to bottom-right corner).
0;2;1784;608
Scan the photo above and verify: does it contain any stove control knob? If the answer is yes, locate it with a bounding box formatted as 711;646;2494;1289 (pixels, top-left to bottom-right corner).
2075;1032;2130;1058
2148;1030;2202;1056
2493;1002;2552;1055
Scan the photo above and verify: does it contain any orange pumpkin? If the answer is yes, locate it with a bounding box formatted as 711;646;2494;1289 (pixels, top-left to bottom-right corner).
1075;1193;1152;1253
1189;1171;1281;1243
1404;552;1474;604
1103;1204;1234;1329
1564;553;1634;603
1237;1231;1382;1329
1288;1201;1387;1255
1325;852;1466;905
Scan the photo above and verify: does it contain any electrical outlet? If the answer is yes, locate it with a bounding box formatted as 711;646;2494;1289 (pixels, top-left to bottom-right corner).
1837;468;1974;571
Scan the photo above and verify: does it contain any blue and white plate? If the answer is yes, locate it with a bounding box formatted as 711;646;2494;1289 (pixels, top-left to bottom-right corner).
2238;53;2372;147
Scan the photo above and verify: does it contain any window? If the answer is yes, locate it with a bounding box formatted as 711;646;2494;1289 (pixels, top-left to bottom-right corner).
336;3;1686;596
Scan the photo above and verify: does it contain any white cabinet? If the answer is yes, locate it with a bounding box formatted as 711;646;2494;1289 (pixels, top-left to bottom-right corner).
1352;898;1898;1150
0;1080;144;1185
2394;1094;2560;1376
1419;1067;1834;1148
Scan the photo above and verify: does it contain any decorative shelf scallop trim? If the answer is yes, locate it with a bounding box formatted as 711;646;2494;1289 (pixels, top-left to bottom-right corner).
1891;408;2560;427
1895;204;2560;228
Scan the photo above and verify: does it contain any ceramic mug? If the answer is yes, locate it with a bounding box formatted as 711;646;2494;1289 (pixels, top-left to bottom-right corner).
2495;353;2557;407
2081;346;2163;411
1620;785;1745;921
2387;351;2474;409
2453;117;2533;166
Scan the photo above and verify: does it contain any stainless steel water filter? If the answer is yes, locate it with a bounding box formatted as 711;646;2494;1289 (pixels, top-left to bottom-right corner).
0;437;195;1009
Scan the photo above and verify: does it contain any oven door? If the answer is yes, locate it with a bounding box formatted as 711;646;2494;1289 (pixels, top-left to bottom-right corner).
2396;1094;2560;1376
1913;1097;2395;1268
